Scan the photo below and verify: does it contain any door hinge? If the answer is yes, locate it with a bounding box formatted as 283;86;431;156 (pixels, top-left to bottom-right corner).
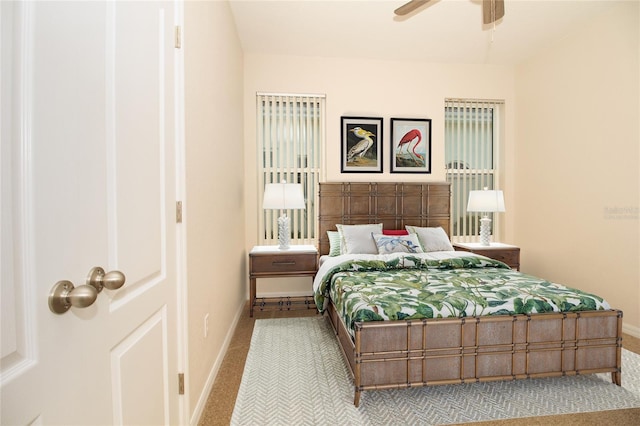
176;201;183;223
175;26;182;49
178;373;185;395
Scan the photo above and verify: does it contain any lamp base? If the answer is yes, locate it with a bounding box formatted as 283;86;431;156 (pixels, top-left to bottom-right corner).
479;216;492;246
277;214;291;250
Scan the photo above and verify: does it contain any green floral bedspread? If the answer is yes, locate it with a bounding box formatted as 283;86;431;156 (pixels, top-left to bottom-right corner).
313;253;611;335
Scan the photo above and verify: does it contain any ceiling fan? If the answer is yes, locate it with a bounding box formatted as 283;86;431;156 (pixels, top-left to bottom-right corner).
395;0;505;25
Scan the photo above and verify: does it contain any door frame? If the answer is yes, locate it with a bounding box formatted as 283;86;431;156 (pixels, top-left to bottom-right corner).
173;0;190;423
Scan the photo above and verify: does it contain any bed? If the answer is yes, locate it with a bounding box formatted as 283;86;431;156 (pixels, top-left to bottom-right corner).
316;182;623;407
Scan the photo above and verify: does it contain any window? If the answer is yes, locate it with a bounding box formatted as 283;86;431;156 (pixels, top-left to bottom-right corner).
257;93;325;246
445;99;504;241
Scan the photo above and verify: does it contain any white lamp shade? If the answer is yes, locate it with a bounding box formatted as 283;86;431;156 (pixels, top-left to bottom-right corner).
467;189;505;213
262;182;306;210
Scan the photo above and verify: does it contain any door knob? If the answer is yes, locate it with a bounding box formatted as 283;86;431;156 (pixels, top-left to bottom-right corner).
49;280;98;314
48;266;126;314
86;267;126;293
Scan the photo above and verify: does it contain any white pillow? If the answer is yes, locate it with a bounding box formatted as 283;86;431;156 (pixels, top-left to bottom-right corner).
336;223;383;254
405;226;454;252
372;233;424;254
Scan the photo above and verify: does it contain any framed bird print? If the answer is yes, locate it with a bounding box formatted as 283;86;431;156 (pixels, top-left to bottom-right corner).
390;118;432;173
341;116;383;173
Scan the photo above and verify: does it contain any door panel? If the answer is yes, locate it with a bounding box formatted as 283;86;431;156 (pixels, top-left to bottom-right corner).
111;309;168;425
1;2;45;425
109;0;169;310
111;1;164;282
1;1;181;424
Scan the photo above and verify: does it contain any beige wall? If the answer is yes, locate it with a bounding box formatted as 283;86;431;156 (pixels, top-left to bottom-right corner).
184;1;245;421
243;56;518;249
514;2;639;335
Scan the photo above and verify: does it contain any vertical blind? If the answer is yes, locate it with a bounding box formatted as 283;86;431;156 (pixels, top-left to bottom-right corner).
257;93;325;246
445;98;504;241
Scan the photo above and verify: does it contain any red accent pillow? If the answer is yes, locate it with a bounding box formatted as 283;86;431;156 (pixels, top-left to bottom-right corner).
382;229;409;236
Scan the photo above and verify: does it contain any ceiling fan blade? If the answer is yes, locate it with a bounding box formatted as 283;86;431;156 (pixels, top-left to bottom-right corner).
483;0;505;24
394;0;431;16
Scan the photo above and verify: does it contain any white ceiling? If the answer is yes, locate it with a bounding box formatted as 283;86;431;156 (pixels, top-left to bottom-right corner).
228;0;623;65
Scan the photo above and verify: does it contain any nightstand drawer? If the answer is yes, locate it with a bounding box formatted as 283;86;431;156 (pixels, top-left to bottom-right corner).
452;243;520;270
249;245;319;317
484;249;519;267
250;253;317;275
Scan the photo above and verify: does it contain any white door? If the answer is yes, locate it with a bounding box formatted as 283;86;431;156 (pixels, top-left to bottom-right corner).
1;1;183;425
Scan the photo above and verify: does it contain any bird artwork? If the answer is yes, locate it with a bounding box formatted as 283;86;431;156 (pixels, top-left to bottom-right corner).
395;128;424;166
346;127;376;163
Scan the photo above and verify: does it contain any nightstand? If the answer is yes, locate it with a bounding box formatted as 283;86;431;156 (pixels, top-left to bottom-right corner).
453;242;520;270
249;245;318;317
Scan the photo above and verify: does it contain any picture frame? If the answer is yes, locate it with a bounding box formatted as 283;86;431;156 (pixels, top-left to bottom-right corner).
390;118;432;174
341;116;383;173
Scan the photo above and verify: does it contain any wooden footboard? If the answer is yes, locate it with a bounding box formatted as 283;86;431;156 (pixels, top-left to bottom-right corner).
326;302;623;407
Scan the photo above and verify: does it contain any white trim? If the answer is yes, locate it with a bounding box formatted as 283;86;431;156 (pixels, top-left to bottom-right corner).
446;98;504;104
190;298;245;425
256;91;325;99
173;1;189;424
623;323;640;339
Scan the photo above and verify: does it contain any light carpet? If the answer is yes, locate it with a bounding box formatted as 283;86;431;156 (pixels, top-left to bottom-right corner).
231;317;640;425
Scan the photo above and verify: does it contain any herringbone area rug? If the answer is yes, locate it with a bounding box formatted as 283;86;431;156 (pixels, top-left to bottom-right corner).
230;317;640;425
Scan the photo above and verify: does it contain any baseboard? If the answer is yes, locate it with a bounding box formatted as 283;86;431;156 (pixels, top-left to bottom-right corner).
256;290;313;297
623;322;640;339
190;298;245;425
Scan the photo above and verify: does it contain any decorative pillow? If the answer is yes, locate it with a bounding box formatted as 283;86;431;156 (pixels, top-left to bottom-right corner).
405;226;455;252
382;229;409;236
373;233;424;254
327;230;342;256
336;223;383;254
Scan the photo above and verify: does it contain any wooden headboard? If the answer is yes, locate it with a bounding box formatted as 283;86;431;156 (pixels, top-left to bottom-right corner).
318;182;451;255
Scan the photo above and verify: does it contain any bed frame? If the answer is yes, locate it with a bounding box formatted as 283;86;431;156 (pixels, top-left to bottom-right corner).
318;182;623;407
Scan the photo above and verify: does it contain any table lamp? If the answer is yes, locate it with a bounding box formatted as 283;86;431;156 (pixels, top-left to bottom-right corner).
466;188;505;246
262;180;305;249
